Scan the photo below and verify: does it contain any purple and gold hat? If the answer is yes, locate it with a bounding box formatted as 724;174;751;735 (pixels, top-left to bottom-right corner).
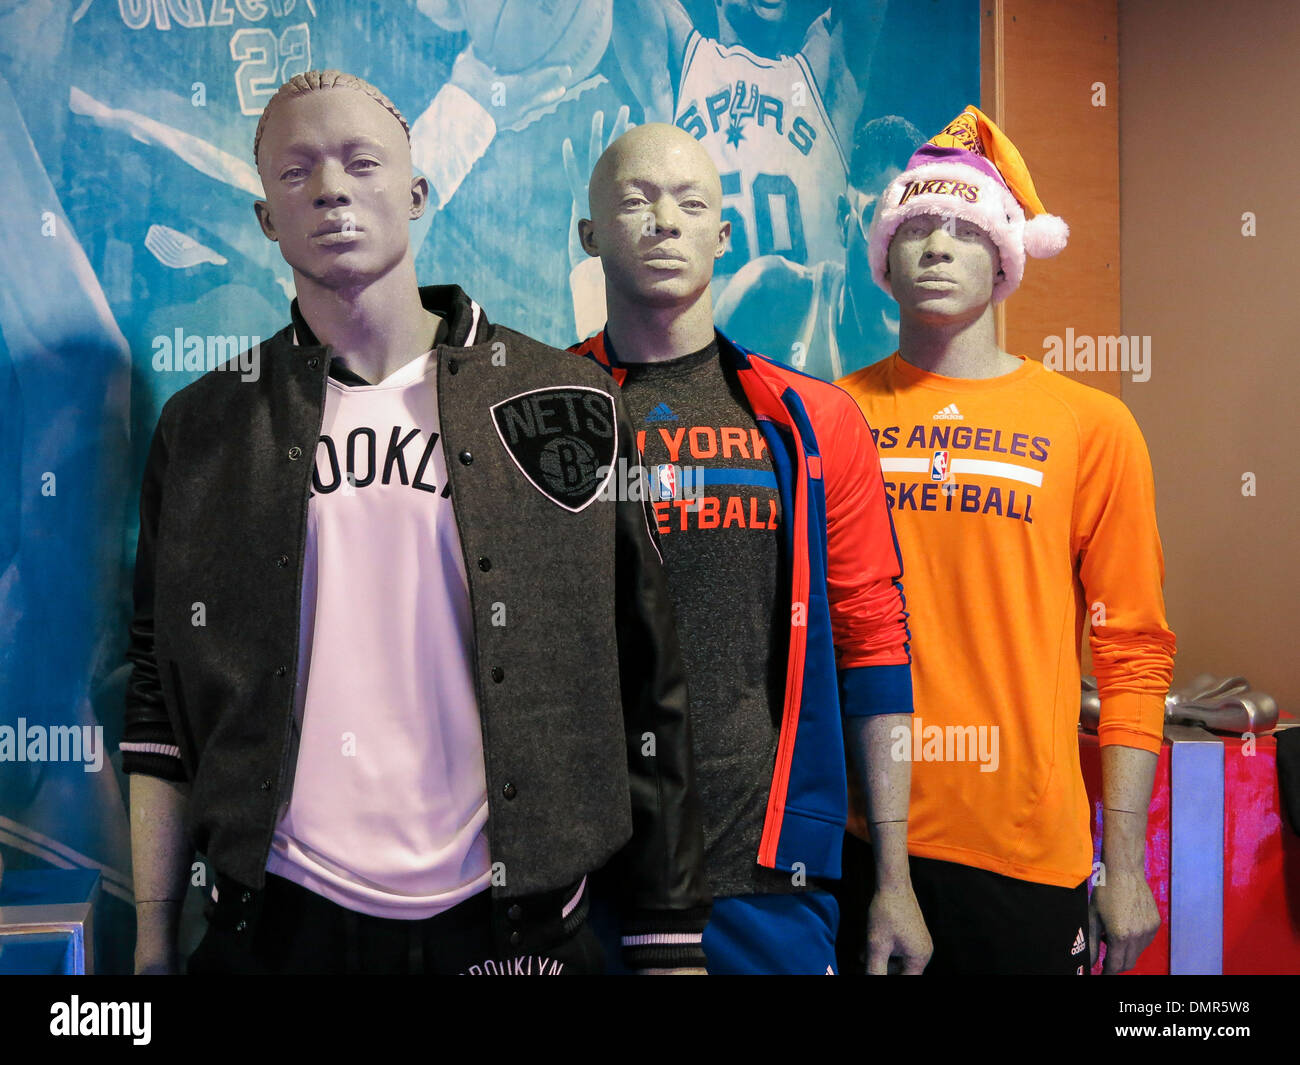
868;106;1069;304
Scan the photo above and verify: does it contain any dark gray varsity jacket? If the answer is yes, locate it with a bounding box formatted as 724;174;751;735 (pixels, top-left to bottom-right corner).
122;285;710;969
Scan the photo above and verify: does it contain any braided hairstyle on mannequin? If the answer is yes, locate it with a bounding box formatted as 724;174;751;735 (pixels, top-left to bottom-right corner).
253;69;410;166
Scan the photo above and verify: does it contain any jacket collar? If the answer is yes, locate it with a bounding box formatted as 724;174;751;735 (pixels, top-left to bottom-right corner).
718;331;798;431
589;325;796;431
288;284;491;350
593;326;756;378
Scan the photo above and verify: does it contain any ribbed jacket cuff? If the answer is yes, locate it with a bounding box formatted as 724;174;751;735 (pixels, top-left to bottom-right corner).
621;905;711;971
121;744;187;782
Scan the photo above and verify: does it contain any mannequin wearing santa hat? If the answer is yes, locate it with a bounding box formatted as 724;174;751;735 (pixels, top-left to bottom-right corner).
836;107;1175;976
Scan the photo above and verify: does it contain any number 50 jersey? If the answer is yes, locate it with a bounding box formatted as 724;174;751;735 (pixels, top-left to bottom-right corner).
674;30;849;284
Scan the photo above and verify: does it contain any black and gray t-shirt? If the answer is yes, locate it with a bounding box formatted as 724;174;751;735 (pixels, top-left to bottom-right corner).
615;338;799;898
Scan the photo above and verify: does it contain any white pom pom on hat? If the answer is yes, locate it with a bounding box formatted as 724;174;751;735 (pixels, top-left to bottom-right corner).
1023;211;1070;259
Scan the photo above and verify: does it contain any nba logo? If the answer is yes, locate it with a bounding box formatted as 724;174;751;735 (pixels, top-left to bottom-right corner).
930;450;950;482
655;463;677;500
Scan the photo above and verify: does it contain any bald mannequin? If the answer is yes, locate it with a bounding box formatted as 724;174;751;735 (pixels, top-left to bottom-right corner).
579;124;729;364
584;122;722;206
573;122;932;975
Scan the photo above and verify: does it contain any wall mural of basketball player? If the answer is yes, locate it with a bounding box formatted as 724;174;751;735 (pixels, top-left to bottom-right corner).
564;0;977;375
619;0;885;282
565;0;880;344
714;114;925;380
0;0;143;976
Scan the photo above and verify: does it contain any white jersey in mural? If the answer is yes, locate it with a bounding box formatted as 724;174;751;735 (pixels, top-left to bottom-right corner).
673;30;848;283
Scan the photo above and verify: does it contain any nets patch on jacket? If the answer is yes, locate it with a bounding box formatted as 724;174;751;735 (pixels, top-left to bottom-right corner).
491;386;617;512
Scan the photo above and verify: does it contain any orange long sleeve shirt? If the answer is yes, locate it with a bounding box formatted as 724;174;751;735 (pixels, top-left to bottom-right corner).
837;354;1176;887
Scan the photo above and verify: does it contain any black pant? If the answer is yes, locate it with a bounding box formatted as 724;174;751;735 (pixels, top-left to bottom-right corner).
187;874;605;975
833;833;1090;975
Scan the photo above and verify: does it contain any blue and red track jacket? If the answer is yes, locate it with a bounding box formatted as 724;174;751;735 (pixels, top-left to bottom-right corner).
572;329;913;879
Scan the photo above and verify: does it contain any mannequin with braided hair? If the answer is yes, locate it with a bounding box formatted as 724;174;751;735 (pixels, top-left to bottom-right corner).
124;69;709;976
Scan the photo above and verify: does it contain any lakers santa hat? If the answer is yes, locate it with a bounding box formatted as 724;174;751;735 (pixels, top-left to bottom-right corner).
868;105;1069;304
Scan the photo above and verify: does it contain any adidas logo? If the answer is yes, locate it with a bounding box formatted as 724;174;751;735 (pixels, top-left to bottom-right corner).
932;403;964;420
1071;927;1086;956
645;402;677;422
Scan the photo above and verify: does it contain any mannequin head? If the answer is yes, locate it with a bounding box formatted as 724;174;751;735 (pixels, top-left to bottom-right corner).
252;71;427;292
580;123;730;312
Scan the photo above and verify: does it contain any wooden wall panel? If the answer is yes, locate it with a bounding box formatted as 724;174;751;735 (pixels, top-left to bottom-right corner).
981;0;1121;397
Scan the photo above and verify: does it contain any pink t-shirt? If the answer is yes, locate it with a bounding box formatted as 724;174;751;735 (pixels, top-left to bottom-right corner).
267;349;491;918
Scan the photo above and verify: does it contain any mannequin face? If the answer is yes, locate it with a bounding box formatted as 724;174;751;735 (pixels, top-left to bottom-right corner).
580;124;730;310
886;213;1002;323
253;88;426;291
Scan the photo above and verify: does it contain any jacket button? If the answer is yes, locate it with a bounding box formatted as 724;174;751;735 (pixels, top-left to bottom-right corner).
240;891;252;904
275;555;290;568
307;356;320;370
459;450;473;465
477;556;491;571
502;782;516;800
491;667;504;683
507;904;523;921
260;779;273;791
448;359;459;375
235;920;247;933
288;445;302;460
275;665;287;677
509;930;522;947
